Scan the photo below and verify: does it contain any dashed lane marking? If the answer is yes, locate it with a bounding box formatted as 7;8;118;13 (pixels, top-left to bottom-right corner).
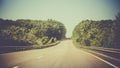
36;56;43;59
13;66;18;68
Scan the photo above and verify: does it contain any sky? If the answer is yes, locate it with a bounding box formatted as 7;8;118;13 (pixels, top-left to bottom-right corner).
0;0;120;38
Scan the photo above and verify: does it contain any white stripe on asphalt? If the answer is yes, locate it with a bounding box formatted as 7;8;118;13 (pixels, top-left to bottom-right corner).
81;50;119;68
37;56;43;59
12;56;43;68
13;66;18;68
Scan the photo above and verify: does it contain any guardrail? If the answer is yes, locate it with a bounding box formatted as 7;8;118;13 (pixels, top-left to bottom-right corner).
0;41;60;54
81;46;120;59
82;46;120;53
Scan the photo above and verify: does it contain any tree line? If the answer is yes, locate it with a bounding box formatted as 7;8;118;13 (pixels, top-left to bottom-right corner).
72;13;120;48
0;19;66;46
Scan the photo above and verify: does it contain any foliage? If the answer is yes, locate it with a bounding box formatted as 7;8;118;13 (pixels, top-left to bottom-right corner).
113;12;120;48
72;18;120;48
0;19;66;46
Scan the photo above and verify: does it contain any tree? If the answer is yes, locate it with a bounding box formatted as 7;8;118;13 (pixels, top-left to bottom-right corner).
0;19;66;46
113;12;120;48
72;19;116;48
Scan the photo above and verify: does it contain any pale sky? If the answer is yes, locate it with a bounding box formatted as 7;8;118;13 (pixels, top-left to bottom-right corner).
0;0;120;37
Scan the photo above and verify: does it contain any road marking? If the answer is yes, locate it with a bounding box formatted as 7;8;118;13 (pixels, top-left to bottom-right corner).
37;56;43;59
12;56;43;68
81;50;119;68
88;50;120;62
13;66;18;68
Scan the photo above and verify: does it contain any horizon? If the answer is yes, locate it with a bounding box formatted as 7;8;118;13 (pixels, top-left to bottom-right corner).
0;0;120;38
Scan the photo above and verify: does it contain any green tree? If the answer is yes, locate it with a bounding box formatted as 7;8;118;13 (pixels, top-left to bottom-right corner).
72;20;116;48
0;18;66;46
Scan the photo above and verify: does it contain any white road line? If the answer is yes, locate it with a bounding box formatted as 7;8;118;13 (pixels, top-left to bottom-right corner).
81;50;119;68
13;66;18;68
89;50;120;62
12;56;43;68
37;56;43;59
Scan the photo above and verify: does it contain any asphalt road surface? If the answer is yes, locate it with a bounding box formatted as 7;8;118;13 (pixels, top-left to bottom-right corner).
0;40;117;68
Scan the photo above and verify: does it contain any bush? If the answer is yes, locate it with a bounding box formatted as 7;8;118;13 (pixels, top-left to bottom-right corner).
0;19;66;46
72;20;118;48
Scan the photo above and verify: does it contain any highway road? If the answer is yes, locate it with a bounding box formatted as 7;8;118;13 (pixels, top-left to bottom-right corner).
0;40;118;68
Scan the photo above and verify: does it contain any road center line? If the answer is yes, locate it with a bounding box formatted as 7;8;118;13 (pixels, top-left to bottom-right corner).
37;56;43;59
81;50;119;68
12;56;43;68
13;66;18;68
